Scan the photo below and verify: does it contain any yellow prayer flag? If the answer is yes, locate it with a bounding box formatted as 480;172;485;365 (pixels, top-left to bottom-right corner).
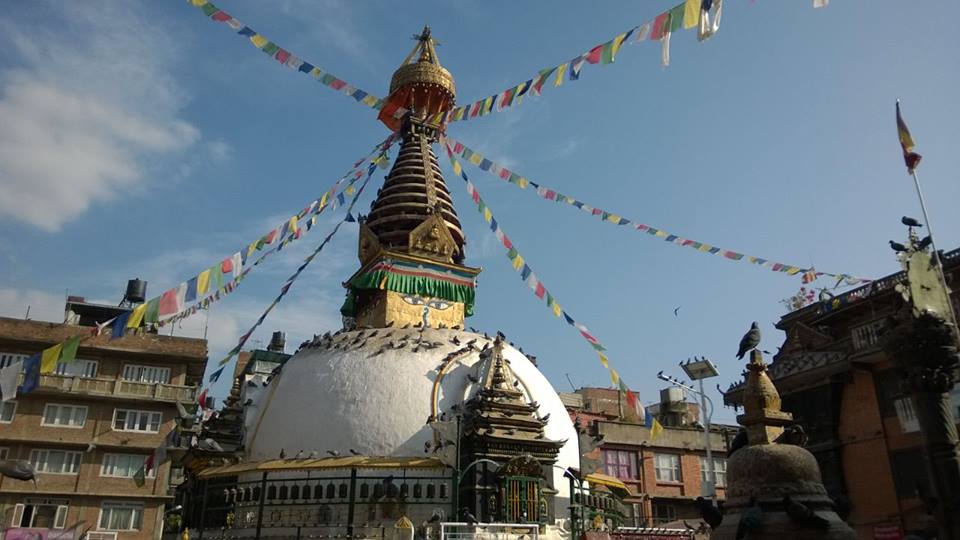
362;95;378;106
655;230;668;237
127;304;146;329
609;368;620;387
511;255;525;271
683;0;700;29
650;418;664;440
786;266;802;275
197;269;211;295
554;63;568;87
250;35;269;48
469;153;483;166
40;343;64;374
191;0;208;6
598;353;609;369
517;177;529;189
288;216;298;233
552;302;562;317
345;185;356;195
606;213;622;223
698;243;712;252
319;193;329;207
310;67;322;78
246;242;257;258
611;32;628;60
452;161;462;176
483;208;492;223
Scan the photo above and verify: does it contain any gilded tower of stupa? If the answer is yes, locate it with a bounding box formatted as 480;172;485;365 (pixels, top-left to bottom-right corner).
342;27;481;330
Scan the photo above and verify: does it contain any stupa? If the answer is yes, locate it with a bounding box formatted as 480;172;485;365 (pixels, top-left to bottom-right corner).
187;28;580;539
710;350;855;539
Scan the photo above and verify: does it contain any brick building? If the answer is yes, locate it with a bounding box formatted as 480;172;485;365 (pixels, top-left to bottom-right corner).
563;387;737;528
723;247;960;540
0;295;207;539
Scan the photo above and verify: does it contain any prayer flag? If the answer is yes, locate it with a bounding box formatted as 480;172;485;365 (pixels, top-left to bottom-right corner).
111;312;131;339
40;343;64;374
647;412;664;440
569;56;586;80
198;387;209;409
185;277;199;303
684;0;701;29
609;368;620;387
159;288;180;317
209;366;225;383
250;34;268;48
669;5;685;32
197;269;211;296
896;101;922;173
651;11;670;40
598;353;609;369
20;354;40;394
586;44;603;65
532;67;556;96
144;297;160;323
554;63;568;86
0;364;19;402
60;336;80;362
133;463;146;487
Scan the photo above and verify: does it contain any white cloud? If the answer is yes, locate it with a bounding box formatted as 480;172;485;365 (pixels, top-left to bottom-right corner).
0;3;200;231
0;288;65;322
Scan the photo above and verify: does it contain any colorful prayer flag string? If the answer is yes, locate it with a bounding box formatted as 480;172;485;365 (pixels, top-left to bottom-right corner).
428;0;722;126
186;0;406;121
216;148;387;368
442;139;646;418
445;137;872;287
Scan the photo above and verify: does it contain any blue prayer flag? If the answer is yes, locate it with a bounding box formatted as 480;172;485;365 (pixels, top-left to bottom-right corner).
111;311;131;339
20;353;40;394
185;277;198;303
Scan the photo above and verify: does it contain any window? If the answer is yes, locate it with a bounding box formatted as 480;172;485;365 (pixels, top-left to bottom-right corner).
0;352;26;369
101;454;154;478
0;447;8;460
113;409;162;433
895;397;920;433
29;449;82;474
651;503;677;525
700;457;727;487
1;401;16;423
14;499;69;529
42;404;88;428
54;359;98;378
890;448;931;499
654;453;681;483
602;449;638;480
99;501;143;531
122;364;170;384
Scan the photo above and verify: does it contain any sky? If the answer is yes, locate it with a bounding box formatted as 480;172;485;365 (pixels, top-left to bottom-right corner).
1;1;959;425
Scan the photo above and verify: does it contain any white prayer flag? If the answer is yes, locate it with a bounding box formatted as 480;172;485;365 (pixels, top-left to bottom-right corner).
0;364;19;401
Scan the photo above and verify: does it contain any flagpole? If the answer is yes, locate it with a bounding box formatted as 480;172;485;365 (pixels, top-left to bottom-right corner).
910;169;941;264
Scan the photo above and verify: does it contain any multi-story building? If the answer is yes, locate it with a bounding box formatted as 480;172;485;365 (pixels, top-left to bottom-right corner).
0;293;207;539
563;387;737;528
723;247;960;540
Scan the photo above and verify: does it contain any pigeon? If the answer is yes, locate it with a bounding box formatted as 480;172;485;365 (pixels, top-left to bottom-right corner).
889;240;908;253
694;497;723;528
279;448;286;459
783;495;829;529
728;429;748;456
402;323;411;329
244;398;254;406
774;425;809;447
198;438;224;452
429;511;443;523
349;449;361;456
86;442;97;452
385;320;395;327
674;306;681;317
469;326;478;333
308;451;320;459
424;441;432;453
917;235;933;251
451;336;461;345
326;450;341;457
443;439;456;448
467;374;480;384
0;460;38;486
246;380;258;387
736;498;763;539
461;508;478;525
736;322;761;360
293;449;305;459
540;413;551;423
901;216;923;228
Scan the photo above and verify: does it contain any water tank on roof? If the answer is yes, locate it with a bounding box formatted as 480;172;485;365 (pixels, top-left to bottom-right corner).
125;279;147;304
660;386;685;404
268;331;286;353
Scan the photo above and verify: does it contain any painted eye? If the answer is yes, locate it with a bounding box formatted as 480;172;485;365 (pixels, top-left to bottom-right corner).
402;295;425;305
428;300;450;310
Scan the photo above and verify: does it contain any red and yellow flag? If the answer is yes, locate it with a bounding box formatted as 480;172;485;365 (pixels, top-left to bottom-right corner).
896;100;922;174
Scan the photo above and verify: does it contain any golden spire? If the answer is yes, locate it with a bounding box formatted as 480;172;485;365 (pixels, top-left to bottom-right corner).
379;26;456;131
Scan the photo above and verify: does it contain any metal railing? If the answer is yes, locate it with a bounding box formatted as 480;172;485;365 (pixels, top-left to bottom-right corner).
851;319;887;352
18;372;197;402
440;522;538;540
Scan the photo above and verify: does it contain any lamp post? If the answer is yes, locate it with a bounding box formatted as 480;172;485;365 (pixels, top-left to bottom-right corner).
658;356;720;499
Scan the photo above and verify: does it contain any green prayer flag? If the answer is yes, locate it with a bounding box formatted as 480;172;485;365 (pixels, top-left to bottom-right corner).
133;464;146;487
60;336;80;363
321;74;335;85
601;41;616;64
210;264;225;288
201;3;219;16
144;297;160;323
669;4;685;32
261;42;280;55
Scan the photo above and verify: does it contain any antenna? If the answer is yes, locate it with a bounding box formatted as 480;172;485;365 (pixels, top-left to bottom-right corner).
564;372;577;392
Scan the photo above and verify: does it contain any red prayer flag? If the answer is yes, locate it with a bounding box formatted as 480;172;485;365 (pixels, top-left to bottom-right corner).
221;258;233;274
650;12;670;40
211;11;231;21
275;49;291;63
329;79;346;90
198;388;209;409
535;283;546;299
158;288;179;316
586;45;603;64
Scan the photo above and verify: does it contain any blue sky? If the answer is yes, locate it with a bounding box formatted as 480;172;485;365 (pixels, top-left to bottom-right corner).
1;1;958;424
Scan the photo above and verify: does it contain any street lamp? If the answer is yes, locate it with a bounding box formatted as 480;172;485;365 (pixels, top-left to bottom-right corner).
658;356;720;499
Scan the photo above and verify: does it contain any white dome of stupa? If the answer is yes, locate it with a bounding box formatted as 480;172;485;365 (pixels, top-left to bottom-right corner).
244;327;580;512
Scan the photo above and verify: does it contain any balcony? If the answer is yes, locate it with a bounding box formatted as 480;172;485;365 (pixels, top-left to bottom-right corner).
19;372;197;403
851;319;886;352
